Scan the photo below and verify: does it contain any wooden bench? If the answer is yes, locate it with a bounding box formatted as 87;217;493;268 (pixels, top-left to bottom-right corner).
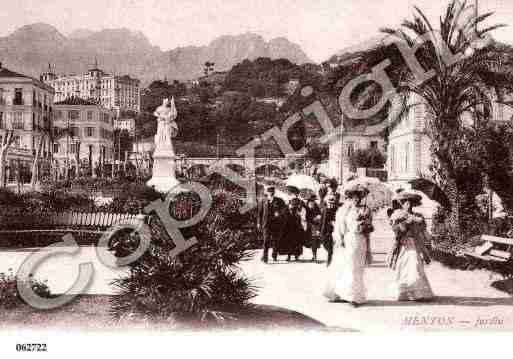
463;235;513;266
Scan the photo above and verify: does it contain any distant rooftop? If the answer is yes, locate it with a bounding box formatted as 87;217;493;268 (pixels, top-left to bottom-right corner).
0;63;55;91
54;97;98;106
0;66;30;79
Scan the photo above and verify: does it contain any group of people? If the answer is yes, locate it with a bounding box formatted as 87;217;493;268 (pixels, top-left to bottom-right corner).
322;187;435;307
257;178;435;308
256;179;342;264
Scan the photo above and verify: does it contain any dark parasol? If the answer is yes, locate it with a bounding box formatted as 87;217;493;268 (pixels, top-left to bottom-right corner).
408;178;451;212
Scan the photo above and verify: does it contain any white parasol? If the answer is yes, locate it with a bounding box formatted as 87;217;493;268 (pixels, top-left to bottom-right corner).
344;176;394;211
285;174;321;193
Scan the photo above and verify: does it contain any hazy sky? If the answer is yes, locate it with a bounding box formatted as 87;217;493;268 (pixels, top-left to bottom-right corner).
1;0;513;62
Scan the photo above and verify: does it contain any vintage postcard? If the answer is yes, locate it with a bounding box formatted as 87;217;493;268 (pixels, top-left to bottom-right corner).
0;0;512;356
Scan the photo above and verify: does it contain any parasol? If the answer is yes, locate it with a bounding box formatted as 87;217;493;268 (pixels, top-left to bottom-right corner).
408;178;451;212
344;177;394;211
285;174;321;193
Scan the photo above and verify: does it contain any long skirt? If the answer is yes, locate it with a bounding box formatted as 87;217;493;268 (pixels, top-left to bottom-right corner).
322;232;367;304
395;239;434;301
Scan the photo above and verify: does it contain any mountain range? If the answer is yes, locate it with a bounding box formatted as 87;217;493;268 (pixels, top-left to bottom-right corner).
0;23;313;84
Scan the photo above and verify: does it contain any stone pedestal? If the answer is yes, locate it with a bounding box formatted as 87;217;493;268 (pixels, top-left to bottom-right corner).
146;148;180;193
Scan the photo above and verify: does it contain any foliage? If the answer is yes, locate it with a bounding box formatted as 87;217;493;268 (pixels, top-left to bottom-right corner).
0;269;52;309
304;138;329;164
113;129;133;161
140;80;187;114
109;191;257;325
345;1;513;240
349;147;386;170
476;123;513;215
0;187;95;216
224;58;321;98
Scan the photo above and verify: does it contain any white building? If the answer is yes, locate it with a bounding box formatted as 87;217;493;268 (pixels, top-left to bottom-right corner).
387;93;513;188
0;63;54;182
40;62;141;117
328;121;386;185
114;118;135;133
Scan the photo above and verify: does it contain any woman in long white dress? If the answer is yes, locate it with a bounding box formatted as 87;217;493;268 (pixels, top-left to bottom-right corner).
322;183;374;307
388;192;434;301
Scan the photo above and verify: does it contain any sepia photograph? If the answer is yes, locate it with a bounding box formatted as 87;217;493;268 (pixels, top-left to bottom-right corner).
1;0;513;356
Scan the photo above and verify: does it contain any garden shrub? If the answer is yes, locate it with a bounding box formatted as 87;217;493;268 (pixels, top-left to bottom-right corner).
109;191;257;326
0;269;52;309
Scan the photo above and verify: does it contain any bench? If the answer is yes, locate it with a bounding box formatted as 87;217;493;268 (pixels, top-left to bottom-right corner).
463;235;513;269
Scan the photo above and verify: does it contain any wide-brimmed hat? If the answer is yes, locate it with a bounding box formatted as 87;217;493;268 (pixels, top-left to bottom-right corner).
285;185;300;196
344;183;369;198
396;191;422;207
307;194;317;201
265;186;275;193
326;194;337;203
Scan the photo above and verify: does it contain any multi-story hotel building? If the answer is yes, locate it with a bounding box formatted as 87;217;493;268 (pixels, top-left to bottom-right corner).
0;63;54;182
40;62;141;117
52;97;114;175
386;93;513;189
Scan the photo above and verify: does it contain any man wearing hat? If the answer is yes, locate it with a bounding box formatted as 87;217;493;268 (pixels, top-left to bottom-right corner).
257;186;286;263
318;179;330;203
319;193;338;265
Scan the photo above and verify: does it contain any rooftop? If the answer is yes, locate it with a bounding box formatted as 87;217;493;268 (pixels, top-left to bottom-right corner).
0;66;30;79
0;64;55;92
54;97;98;106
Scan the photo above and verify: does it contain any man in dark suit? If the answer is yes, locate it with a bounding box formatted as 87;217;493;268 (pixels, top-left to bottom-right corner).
257;186;286;263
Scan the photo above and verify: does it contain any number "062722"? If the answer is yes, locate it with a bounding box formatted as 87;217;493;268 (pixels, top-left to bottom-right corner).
16;344;47;352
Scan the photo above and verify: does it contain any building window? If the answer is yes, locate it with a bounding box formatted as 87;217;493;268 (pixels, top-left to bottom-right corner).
68;110;79;120
0;88;4;105
370;141;378;149
70;126;79;137
53;143;59;154
55;110;62;119
70;143;80;154
405;142;410;173
0;112;3;129
13;136;21;148
12;112;24;129
390;145;395;173
85;127;95;137
87;111;93;120
346;143;355;158
14;88;23;105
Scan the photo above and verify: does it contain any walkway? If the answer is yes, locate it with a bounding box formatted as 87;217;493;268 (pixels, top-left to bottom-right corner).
0;217;511;331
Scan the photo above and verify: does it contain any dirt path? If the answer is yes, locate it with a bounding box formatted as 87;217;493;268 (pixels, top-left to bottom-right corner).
241;229;513;331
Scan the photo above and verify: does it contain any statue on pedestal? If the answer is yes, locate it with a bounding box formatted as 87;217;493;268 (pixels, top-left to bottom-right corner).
147;97;181;192
154;97;178;155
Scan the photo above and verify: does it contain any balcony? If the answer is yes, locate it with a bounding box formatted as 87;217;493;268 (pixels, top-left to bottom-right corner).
7;147;32;157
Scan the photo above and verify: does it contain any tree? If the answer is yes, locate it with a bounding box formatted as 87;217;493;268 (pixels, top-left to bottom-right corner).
354;1;513;239
204;61;215;76
349;148;386;170
0;130;15;187
30;136;44;190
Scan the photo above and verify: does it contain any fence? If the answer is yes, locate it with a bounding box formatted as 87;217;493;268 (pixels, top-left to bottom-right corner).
0;211;145;231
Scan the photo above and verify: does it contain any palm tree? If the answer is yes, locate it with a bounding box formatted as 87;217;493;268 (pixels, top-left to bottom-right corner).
352;1;513;238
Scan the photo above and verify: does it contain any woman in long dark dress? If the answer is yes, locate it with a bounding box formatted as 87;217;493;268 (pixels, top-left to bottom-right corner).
319;194;338;266
305;196;322;261
276;198;305;261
